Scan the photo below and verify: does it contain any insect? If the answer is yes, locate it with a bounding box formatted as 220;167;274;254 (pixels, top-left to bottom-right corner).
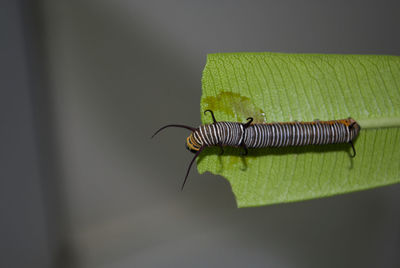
152;110;361;190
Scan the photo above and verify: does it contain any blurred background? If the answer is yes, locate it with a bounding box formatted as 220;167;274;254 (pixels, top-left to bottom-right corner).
1;0;400;267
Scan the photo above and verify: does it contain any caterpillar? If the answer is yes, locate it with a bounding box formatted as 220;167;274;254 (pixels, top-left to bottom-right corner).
152;110;361;190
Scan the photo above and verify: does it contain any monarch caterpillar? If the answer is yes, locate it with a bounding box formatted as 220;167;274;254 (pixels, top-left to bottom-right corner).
152;110;361;190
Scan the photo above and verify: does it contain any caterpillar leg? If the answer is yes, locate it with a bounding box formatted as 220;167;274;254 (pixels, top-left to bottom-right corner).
349;141;356;158
218;143;224;155
240;117;253;155
240;143;248;156
204;110;217;123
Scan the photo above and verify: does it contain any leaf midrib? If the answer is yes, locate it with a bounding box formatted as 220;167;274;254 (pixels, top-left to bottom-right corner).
358;117;400;129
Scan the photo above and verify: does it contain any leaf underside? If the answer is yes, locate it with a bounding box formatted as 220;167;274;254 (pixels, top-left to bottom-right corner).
198;52;400;207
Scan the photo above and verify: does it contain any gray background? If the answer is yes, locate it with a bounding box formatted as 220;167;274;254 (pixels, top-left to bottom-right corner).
2;0;400;267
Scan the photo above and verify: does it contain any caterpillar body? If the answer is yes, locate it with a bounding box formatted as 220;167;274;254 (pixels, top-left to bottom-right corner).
153;110;360;190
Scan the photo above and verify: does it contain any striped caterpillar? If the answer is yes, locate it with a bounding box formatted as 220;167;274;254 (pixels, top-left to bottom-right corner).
153;110;361;190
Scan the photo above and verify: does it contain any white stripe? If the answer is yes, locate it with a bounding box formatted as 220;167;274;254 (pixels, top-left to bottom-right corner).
200;126;211;145
215;123;221;144
331;123;337;143
278;124;284;147
313;123;319;145
238;124;244;145
229;123;234;145
262;125;267;147
295;124;299;146
306;124;311;145
271;124;276;146
210;124;217;145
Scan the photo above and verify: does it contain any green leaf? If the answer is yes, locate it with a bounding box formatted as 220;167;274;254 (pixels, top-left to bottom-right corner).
198;52;400;207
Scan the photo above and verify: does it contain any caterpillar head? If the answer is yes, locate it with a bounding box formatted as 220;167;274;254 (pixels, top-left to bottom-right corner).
185;132;202;153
